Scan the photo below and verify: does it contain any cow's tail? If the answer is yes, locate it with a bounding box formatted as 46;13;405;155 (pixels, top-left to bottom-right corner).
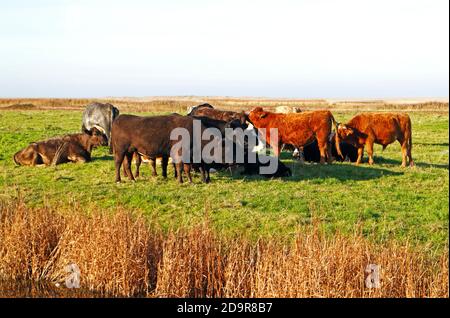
331;115;343;159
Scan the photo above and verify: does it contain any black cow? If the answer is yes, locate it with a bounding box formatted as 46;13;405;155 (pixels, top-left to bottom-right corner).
300;134;359;163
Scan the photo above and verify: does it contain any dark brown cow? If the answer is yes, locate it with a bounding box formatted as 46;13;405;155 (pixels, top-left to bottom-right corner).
188;103;248;128
248;107;342;164
111;114;214;183
336;113;414;167
13;128;107;166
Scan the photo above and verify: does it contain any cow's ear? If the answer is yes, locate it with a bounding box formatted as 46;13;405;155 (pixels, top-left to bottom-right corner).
346;127;354;136
260;112;268;119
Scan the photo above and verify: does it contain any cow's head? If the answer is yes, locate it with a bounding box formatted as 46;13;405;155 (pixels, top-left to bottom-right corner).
337;124;355;139
88;127;108;147
248;107;270;125
233;111;249;129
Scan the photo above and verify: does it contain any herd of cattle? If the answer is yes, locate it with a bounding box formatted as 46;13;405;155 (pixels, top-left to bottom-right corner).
13;102;414;183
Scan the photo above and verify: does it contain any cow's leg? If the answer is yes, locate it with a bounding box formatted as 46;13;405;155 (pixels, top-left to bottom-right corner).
173;163;177;178
407;141;414;167
69;153;88;164
317;140;328;164
183;164;192;183
200;165;210;183
366;140;374;165
400;135;414;167
176;162;184;183
124;153;135;181
135;154;142;178
161;156;169;178
114;150;126;183
326;142;333;164
150;158;157;177
31;151;41;166
355;147;364;165
122;156;129;178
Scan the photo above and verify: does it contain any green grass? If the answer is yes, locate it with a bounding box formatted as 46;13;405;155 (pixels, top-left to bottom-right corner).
0;110;448;249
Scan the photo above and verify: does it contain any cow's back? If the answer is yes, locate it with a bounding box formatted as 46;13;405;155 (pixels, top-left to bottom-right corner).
348;113;411;144
253;110;333;146
112;114;197;157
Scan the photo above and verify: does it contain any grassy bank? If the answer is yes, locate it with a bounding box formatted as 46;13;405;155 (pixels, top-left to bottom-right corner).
0;109;448;248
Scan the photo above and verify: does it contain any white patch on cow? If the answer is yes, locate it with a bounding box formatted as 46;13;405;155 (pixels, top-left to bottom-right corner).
245;123;265;153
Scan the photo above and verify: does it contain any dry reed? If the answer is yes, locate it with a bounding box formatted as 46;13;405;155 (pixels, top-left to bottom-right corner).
0;98;447;114
0;200;447;298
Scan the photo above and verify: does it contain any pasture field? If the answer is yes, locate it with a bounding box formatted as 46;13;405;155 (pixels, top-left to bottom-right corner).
0;105;448;248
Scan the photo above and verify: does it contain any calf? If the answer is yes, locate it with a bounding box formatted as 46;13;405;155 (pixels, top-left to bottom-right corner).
13;128;107;166
336;113;414;166
248;107;342;164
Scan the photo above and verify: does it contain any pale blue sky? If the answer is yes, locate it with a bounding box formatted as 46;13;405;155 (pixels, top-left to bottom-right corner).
0;0;448;98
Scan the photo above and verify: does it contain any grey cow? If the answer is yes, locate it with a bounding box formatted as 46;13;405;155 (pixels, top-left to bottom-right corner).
81;102;120;146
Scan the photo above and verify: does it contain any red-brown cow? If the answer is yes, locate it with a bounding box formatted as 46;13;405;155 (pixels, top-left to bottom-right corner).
248;107;342;164
336;113;414;167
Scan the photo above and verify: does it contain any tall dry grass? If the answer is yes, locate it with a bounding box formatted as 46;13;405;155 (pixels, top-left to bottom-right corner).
0;200;448;298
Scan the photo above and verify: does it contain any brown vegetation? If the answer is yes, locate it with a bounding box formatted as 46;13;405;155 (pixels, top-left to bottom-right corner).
0;97;447;113
0;200;448;298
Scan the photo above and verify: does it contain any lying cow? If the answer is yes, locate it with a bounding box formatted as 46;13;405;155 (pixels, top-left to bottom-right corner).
13;128;107;166
302;134;359;163
111;114;215;183
240;154;292;178
82;102;120;146
337;113;414;166
187;103;248;128
248;107;342;164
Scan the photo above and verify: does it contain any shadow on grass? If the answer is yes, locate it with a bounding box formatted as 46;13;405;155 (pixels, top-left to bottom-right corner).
373;157;448;169
414;142;449;147
215;162;403;182
95;152;406;182
92;155;113;162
